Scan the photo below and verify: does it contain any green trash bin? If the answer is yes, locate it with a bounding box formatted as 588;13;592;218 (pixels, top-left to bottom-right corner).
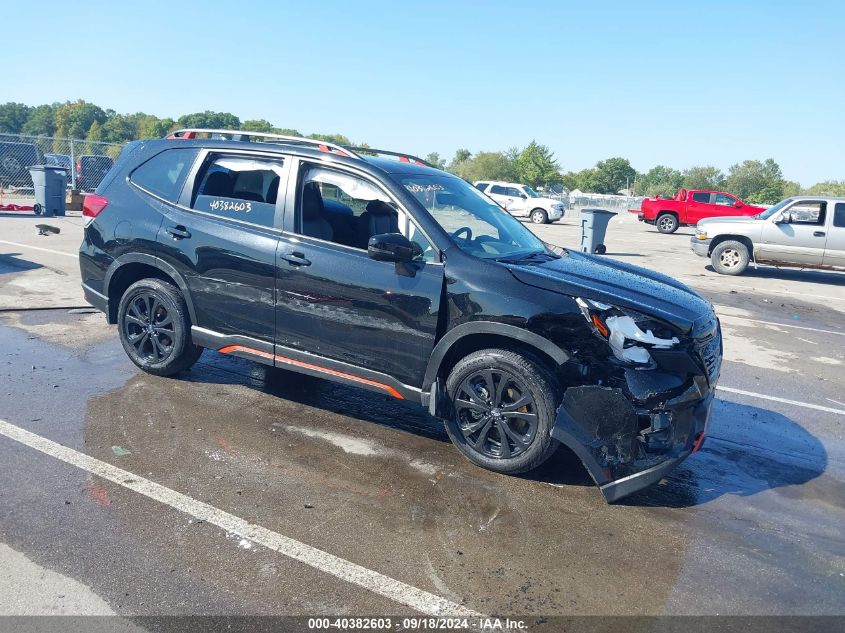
579;208;616;254
28;165;68;216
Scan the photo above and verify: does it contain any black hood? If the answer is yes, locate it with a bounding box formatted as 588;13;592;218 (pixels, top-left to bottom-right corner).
506;250;713;333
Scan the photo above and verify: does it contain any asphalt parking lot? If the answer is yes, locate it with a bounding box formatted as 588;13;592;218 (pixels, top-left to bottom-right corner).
1;209;843;625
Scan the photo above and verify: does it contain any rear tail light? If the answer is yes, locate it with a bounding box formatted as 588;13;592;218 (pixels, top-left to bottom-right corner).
83;194;109;219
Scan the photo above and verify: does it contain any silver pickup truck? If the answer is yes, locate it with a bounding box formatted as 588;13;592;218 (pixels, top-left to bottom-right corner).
690;196;845;275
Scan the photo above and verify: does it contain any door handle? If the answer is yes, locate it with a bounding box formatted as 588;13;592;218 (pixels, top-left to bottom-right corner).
165;225;191;239
281;251;311;266
813;231;826;237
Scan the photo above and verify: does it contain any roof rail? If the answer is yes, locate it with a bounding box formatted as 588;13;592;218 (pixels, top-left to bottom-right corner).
165;129;360;159
342;146;434;168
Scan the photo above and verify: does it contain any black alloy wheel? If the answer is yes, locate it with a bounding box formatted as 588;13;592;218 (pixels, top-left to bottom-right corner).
445;349;559;474
117;278;203;376
454;368;539;459
123;292;176;363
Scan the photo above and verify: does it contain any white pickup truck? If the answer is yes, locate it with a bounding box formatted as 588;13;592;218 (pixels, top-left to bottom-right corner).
690;196;845;275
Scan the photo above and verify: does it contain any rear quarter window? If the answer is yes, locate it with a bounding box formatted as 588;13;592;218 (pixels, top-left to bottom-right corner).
130;148;197;202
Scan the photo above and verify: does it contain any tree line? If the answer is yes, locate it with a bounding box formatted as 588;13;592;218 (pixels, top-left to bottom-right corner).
443;151;844;204
0;100;353;149
2;100;842;203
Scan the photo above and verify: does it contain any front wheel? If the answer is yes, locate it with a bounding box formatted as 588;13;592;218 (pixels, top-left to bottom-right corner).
117;278;203;376
711;240;750;275
530;209;548;224
445;349;559;474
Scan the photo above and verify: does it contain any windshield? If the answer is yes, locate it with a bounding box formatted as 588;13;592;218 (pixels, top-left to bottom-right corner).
522;186;540;198
401;174;548;260
756;198;793;219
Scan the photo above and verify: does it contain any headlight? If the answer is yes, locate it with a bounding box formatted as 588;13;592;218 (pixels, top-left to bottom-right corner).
576;298;679;366
695;227;708;240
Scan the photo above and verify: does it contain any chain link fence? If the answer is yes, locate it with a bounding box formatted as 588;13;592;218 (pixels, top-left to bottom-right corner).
0;132;125;204
566;193;644;220
1;131;647;218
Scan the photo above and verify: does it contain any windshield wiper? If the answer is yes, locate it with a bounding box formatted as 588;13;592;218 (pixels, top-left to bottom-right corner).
495;250;560;264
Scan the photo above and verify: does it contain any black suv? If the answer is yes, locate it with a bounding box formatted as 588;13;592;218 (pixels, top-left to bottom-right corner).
80;129;721;502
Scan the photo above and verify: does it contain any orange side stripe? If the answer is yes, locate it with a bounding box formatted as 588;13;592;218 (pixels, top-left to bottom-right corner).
218;345;404;400
218;345;275;361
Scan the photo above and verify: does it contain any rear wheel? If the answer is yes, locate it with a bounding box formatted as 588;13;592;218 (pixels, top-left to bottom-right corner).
445;349;559;474
530;209;548;224
656;213;679;233
117;279;203;376
711;240;750;275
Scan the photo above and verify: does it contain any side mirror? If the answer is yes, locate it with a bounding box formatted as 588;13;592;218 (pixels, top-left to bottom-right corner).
734;201;743;208
367;233;420;262
776;212;791;224
520;193;528;199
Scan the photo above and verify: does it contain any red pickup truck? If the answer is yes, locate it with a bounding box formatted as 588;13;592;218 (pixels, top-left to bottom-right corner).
632;188;766;233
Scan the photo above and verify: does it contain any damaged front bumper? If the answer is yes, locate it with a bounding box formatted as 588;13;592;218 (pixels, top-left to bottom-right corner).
552;369;714;503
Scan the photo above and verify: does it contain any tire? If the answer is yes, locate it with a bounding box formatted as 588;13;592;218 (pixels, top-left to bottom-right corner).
0;156;22;178
530;209;548;224
445;348;560;475
711;240;750;275
656;213;679;234
117;278;203;376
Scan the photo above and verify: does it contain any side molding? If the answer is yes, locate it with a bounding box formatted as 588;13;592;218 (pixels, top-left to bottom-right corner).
193;326;422;402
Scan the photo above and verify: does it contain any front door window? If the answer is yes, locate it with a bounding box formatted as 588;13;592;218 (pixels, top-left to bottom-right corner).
294;165;437;261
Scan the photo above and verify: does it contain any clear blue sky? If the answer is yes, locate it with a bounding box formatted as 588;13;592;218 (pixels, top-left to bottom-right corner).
6;0;844;185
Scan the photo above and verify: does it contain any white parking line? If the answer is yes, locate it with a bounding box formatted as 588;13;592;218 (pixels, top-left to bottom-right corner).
0;239;78;259
717;386;845;416
716;313;845;337
0;418;481;617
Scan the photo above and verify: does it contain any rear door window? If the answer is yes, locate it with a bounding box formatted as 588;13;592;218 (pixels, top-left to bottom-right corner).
192;154;285;228
691;192;711;203
489;185;507;195
130;148;197;202
834;203;845;228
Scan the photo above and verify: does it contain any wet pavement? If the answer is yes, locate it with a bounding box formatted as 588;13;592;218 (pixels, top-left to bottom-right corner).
1;213;844;623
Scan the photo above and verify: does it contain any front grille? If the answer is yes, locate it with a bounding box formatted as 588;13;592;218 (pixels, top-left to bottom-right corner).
693;317;722;383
